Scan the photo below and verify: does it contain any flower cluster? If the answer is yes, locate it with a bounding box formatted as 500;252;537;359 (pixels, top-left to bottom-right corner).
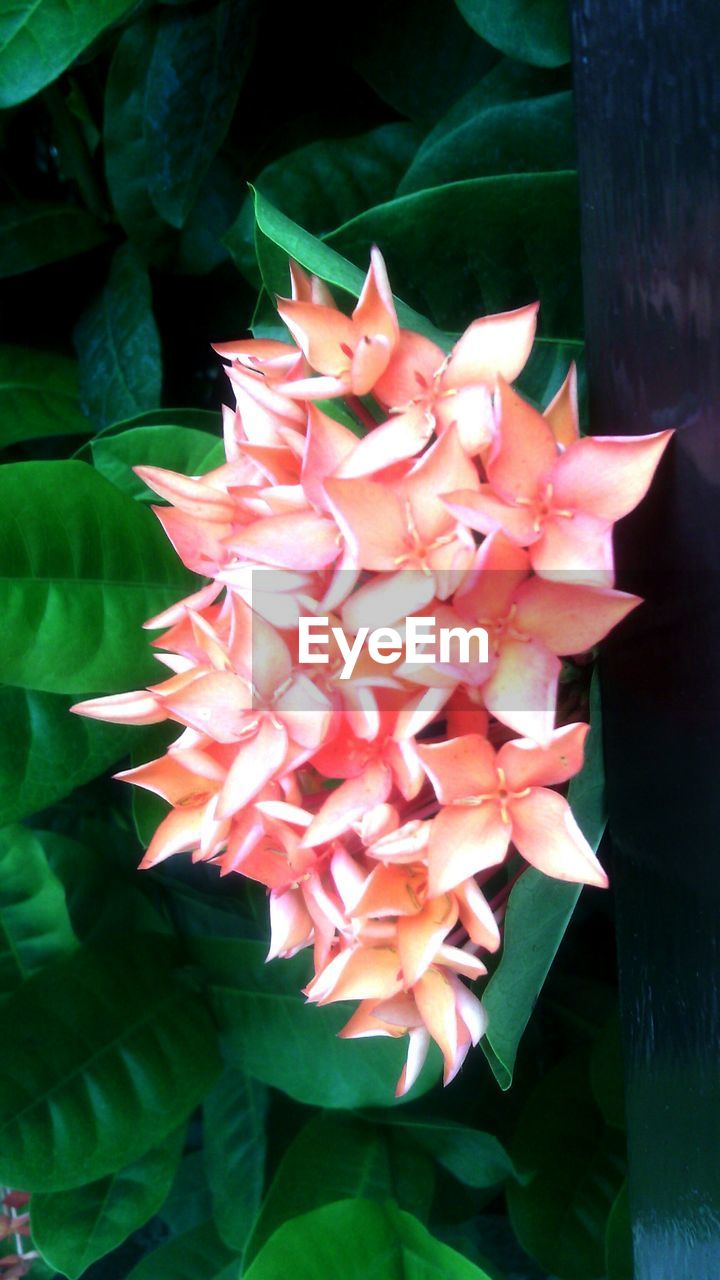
74;252;671;1094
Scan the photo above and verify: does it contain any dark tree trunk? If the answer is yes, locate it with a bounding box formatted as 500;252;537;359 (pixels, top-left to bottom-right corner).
569;1;720;1275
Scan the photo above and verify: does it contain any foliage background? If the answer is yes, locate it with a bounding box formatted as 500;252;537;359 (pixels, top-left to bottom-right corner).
0;1;631;1277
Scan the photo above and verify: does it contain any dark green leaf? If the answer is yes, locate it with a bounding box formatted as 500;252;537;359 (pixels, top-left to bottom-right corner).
507;1053;625;1278
204;1069;268;1253
190;938;441;1108
74;244;162;428
244;1113;434;1266
605;1182;633;1280
399;91;574;194
0;203;106;278
0;826;77;995
516;336;584;412
245;1199;493;1280
91;425;224;501
31;1126;186;1279
482;673;606;1087
455;0;571;67
175;155;246;275
0;685;137;826
159;1150;214;1234
144;0;256;228
327;172;582;337
370;1115;521;1188
351;0;499;124
0;0;137;107
0;460;194;694
590;1016;626;1130
126;1221;238;1280
0;347;89;449
0;938;221;1190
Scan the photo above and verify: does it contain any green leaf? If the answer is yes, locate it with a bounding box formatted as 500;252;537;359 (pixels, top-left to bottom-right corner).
175;155;246;275
0;938;221;1190
0;826;77;995
399;91;574;194
204;1069;268;1253
0;460;194;694
245;1113;435;1266
370;1115;521;1188
91;425;224;501
350;0;499;124
245;1199;494;1280
605;1182;633;1280
0;685;138;826
74;244;162;428
455;0;571;67
327;173;582;337
515;336;584;412
231;124;420;281
159;1150;214;1234
89;407;220;440
144;0;256;228
243;190;449;346
190;938;441;1108
0;0;137;107
507;1054;626;1278
481;673;606;1087
590;1016;625;1131
0;203;106;278
31;1126;186;1279
0;347;89;449
126;1221;238;1280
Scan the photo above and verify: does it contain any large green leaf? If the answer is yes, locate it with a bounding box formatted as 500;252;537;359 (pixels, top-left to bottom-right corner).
243;190;449;346
74;244;162;428
368;1114;521;1189
244;1113;435;1266
0;938;221;1190
204;1069;268;1253
0;685;137;826
126;1221;238;1280
0;203;106;278
0;347;89;449
231;124;420;283
398;91;574;194
31;1126;186;1279
455;0;571;67
144;0;256;228
327;172;582;336
91;425;224;502
245;1199;493;1280
507;1054;625;1278
481;673;606;1087
0;0;137;107
190;938;441;1108
350;0;499;124
0;826;77;996
0;460;194;694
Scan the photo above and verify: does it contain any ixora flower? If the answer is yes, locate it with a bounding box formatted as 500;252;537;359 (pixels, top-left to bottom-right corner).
72;248;671;1096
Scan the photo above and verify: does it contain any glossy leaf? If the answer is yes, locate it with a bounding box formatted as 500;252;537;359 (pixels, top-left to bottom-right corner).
0;826;77;995
190;937;441;1108
0;0;137;107
0;685;138;826
0;461;194;694
507;1053;626;1278
481;673;606;1087
0;203;106;278
126;1221;238;1280
351;0;499;124
370;1114;521;1188
327;172;582;336
91;425;224;502
244;1112;434;1266
0;347;89;449
245;1199;493;1280
0;938;221;1190
144;0;256;228
74;244;162;428
31;1126;186;1279
455;0;571;67
204;1069;268;1253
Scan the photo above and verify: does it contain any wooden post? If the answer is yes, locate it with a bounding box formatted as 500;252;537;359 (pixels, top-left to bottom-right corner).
569;1;720;1275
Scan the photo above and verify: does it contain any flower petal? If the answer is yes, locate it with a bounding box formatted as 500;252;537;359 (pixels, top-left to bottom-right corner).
427;803;510;895
510;787;607;886
550;430;673;522
499;722;589;790
445;303;538;388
